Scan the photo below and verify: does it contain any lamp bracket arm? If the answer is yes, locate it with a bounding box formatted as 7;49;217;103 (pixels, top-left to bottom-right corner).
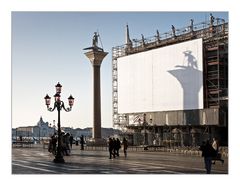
48;103;57;112
61;101;71;112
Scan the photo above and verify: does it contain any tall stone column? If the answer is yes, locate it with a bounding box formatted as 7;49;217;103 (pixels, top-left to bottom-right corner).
84;33;108;142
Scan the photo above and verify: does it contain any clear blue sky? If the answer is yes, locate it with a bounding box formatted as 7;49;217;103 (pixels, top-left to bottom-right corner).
12;12;228;129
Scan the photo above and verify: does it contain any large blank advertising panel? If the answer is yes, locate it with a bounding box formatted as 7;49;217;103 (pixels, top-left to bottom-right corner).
117;38;203;114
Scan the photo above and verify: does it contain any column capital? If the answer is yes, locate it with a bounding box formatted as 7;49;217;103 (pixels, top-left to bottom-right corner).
84;50;108;66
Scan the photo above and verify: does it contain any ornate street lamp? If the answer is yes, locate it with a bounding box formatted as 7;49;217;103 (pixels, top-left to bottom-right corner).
44;82;74;163
68;95;74;108
44;94;51;107
55;82;62;94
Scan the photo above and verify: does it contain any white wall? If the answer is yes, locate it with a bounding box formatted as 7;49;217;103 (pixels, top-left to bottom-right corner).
117;38;203;114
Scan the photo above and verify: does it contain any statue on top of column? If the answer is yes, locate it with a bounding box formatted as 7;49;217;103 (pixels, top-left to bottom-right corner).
84;31;103;51
92;32;99;48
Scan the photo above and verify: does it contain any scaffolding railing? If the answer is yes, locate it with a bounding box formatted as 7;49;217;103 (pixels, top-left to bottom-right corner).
112;18;228;59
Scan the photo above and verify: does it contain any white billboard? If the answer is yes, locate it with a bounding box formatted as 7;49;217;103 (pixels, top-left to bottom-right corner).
117;38;203;114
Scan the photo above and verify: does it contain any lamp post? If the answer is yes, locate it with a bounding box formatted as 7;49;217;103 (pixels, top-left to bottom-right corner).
44;82;74;163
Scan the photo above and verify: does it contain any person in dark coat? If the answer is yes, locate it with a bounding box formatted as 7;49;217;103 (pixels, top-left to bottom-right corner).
199;140;216;174
80;135;84;150
51;133;57;155
116;138;121;157
69;134;73;149
112;138;117;158
108;138;114;159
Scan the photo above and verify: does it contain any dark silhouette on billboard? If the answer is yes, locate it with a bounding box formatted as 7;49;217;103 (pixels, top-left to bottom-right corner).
168;50;202;126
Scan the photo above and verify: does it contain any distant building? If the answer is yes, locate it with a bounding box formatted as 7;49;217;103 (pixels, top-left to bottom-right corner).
61;127;74;135
12;116;55;140
14;126;34;139
35;116;54;138
12;117;121;141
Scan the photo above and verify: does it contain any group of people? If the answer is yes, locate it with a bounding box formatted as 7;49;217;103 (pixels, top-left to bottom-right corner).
48;132;74;156
108;137;128;159
48;132;86;156
199;138;224;174
48;134;128;160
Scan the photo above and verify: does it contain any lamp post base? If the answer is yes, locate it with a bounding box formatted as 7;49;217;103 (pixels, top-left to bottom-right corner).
53;146;65;163
53;155;65;163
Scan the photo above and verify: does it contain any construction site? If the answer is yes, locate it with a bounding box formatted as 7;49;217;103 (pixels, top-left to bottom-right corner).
112;14;228;147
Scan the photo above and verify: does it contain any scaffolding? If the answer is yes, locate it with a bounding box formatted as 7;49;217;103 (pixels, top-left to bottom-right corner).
113;17;228;126
112;16;228;146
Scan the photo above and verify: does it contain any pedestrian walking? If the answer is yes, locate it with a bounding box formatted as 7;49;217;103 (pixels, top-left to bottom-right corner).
80;135;84;150
69;134;73;149
49;133;57;155
116;138;121;157
212;138;224;164
122;137;128;158
112;138;117;158
59;132;65;155
48;137;53;153
62;132;70;156
199;140;216;174
65;133;70;155
108;137;114;159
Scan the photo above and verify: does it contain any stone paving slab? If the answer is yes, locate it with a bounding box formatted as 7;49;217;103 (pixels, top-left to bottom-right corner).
12;145;228;174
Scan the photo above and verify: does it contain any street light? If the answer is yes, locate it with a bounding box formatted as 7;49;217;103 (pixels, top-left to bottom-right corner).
44;82;74;163
55;82;62;94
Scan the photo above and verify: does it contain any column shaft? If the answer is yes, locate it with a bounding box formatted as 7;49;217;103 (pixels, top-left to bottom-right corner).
93;65;101;139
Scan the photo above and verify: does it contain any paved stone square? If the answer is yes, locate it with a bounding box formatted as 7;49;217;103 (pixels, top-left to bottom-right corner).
12;145;228;174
